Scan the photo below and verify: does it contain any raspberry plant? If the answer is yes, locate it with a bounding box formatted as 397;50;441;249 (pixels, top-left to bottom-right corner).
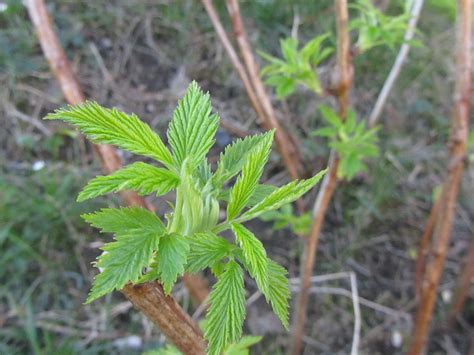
259;34;333;98
46;82;326;355
313;105;379;180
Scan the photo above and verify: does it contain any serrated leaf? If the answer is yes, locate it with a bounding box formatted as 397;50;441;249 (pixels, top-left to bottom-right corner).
156;233;190;294
227;131;274;220
82;206;166;235
312;126;338;138
186;232;231;273
320;105;343;129
167;81;219;169
240;169;327;221
231;223;268;293
263;260;290;329
214;132;269;185
46;101;173;166
218;184;277;208
246;184;277;207
82;207;165;303
78;162;179;201
205;260;246;355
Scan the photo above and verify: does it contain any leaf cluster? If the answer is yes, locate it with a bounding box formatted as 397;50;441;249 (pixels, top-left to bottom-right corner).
313;105;379;180
259;34;333;98
46;82;326;355
259;204;312;235
350;0;417;52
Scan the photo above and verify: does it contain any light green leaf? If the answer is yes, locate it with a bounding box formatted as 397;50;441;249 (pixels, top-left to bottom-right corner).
263;260;290;329
186;232;231;273
167;81;219;169
78;162;179;201
82;207;165;303
156;233;190;294
215;132;269;185
320;105;343;128
312;126;338;138
46;101;173;166
241;169;327;221
218;184;277;208
246;184;277;207
231;223;268;293
205;260;246;355
82;206;166;235
227;131;274;220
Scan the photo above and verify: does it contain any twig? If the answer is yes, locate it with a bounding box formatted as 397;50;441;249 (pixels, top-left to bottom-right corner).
291;9;301;41
4;102;52;136
291;1;353;353
448;234;474;325
408;1;472;353
415;195;441;299
201;0;267;129
225;0;302;180
26;1;207;353
89;42;114;84
368;0;424;127
349;272;361;355
202;0;302;181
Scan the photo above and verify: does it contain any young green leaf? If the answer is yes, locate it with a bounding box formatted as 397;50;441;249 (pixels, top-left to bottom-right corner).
218;184;277;208
156;233;190;294
227;131;274;220
82;206;166;235
205;260;246;355
77;162;179;201
231;223;268;292
263;260;290;329
186;232;231;273
82;207;165;303
320;105;343;129
214;132;269;185
167;81;219;169
240;170;327;221
46;101;173;166
260;34;333;97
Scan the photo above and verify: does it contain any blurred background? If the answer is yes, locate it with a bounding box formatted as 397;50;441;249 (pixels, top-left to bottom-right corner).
0;0;472;354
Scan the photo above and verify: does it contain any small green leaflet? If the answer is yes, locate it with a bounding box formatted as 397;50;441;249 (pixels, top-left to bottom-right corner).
241;169;327;221
186;232;231;273
156;234;190;294
78;162;179;201
82;207;165;303
214;132;269;185
218;184;277;208
314;105;379;180
231;223;268;293
83;206;166;235
227;131;274;220
167;81;219;169
264;260;290;329
205;260;246;355
260;34;333;97
46;101;173;166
